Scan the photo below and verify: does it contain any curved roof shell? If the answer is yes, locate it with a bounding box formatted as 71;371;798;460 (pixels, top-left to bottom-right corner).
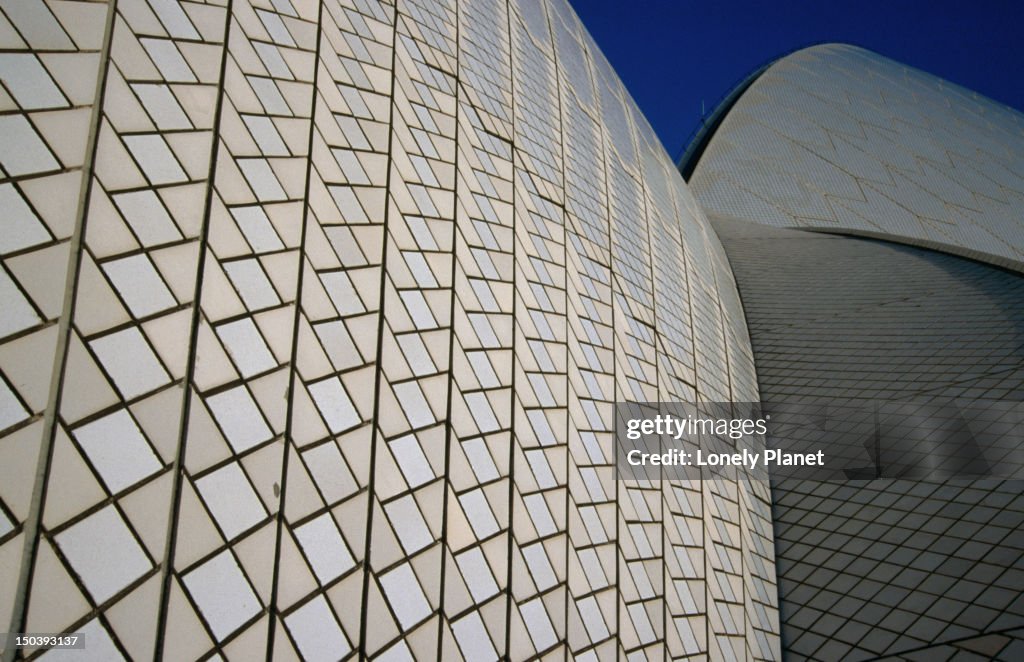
690;43;1024;272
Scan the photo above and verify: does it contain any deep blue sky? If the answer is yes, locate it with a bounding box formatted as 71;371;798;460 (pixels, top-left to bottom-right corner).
568;1;1024;159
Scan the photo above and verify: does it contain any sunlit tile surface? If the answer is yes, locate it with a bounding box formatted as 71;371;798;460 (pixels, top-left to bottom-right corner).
0;0;775;659
690;43;1024;273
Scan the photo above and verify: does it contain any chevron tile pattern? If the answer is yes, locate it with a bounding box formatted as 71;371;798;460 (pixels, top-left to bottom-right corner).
691;44;1024;273
705;219;1024;660
0;0;777;659
0;0;113;638
690;44;1024;661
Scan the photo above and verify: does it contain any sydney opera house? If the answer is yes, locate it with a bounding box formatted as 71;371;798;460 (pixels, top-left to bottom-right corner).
0;0;1020;659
